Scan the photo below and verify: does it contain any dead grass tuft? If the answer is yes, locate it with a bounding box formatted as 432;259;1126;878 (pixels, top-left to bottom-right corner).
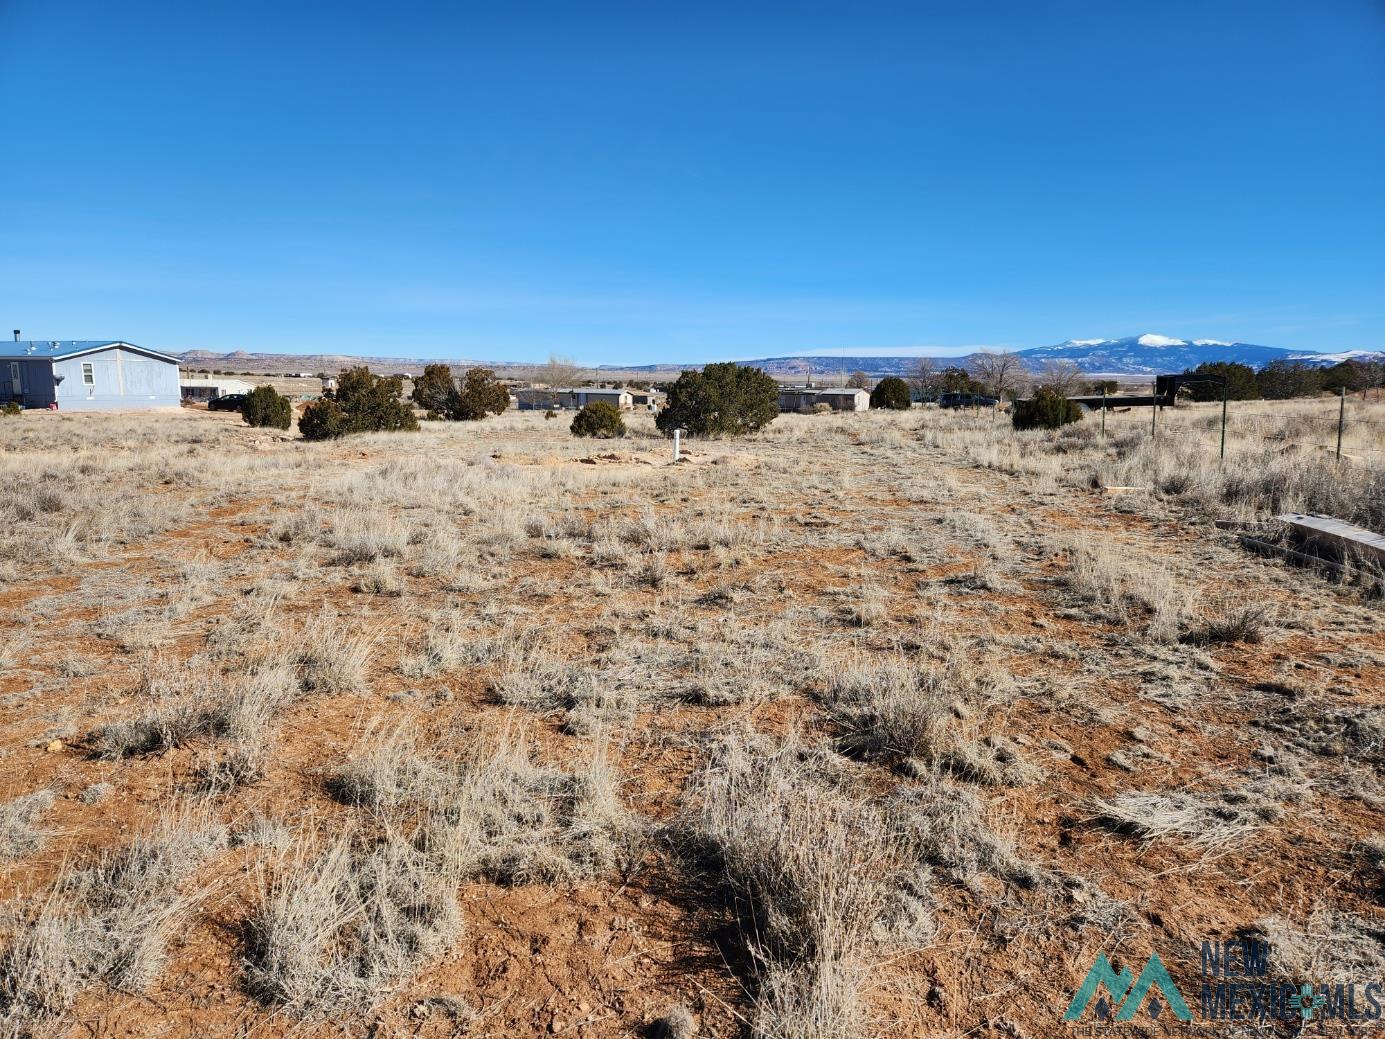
0;791;56;861
245;833;460;1015
0;808;224;1032
417;733;637;886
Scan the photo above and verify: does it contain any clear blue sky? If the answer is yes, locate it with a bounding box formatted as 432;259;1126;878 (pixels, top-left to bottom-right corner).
2;0;1382;364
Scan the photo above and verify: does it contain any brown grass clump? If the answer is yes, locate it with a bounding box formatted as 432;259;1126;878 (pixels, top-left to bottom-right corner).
417;732;638;886
0;809;224;1034
679;733;935;1038
0;792;56;861
245;833;460;1015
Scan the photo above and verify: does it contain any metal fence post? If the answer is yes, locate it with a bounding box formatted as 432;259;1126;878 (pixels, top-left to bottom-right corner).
1220;386;1228;464
1337;386;1346;463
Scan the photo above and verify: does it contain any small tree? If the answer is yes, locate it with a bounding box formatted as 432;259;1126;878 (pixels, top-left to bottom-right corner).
1181;362;1258;402
847;370;871;390
412;364;456;414
1037;359;1084;397
300;366;418;440
1087;379;1119;395
1012;386;1083;431
1255;360;1324;400
869;376;911;410
298;399;350;441
973;351;1029;400
938;366;984;394
910;357;939;401
655;362;779;438
570;401;626;439
448;367;509;420
242;385;292;429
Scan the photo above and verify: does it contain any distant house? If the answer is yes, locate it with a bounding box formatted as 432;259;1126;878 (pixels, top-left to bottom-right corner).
777;387;870;413
518;387;634;411
180;376;254;401
0;340;181;411
629;390;665;411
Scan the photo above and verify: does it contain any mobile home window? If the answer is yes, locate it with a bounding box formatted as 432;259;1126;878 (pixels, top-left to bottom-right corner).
81;362;95;386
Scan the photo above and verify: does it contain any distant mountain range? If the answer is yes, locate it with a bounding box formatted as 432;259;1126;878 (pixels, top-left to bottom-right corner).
724;335;1383;379
177;334;1383;380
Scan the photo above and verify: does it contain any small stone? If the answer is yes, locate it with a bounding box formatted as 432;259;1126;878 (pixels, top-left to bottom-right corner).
45;740;62;753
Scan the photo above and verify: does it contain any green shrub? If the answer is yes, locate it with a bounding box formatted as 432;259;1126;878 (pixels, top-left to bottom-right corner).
1180;361;1259;402
242;386;292;429
570;401;626;439
412;364;456;414
299;367;418;441
655;362;778;438
298;399;350;441
448;367;510;421
1012;387;1083;431
1;402;20;417
869;376;911;410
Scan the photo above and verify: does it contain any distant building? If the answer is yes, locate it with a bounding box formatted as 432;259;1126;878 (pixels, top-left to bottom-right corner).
180;376;254;401
629;390;666;411
0;340;181;410
517;387;634;410
777;387;870;412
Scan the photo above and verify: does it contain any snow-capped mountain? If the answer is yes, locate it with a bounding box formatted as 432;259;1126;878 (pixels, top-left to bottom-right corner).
728;334;1383;378
1284;348;1385;366
1016;334;1298;374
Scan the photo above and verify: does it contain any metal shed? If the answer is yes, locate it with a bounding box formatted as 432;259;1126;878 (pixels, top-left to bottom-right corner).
0;341;181;411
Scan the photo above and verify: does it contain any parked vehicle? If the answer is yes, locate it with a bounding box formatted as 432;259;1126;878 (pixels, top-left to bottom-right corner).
208;393;248;411
937;392;999;409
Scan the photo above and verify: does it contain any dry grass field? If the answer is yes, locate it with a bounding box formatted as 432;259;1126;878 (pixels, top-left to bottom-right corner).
0;398;1381;1038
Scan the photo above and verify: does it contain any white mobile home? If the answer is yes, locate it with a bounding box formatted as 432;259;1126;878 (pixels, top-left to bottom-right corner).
0;340;181;411
777;387;870;413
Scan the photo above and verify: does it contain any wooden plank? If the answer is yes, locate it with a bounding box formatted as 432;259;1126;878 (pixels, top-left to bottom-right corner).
1276;513;1385;565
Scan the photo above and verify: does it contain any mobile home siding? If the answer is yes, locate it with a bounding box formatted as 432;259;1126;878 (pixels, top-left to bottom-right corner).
52;348;181;410
0;359;57;407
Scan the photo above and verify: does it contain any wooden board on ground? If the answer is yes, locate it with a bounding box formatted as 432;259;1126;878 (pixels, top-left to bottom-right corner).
1277;512;1385;566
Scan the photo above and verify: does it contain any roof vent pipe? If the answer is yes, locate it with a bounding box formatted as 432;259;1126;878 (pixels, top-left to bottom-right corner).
11;330;17;342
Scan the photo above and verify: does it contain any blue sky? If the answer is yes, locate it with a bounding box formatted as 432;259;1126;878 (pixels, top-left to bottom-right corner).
2;0;1382;365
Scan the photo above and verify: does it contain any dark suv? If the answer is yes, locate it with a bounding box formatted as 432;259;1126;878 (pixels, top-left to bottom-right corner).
937;392;999;409
208;393;248;412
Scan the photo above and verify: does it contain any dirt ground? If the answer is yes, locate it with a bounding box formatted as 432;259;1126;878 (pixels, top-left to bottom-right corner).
0;403;1380;1039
